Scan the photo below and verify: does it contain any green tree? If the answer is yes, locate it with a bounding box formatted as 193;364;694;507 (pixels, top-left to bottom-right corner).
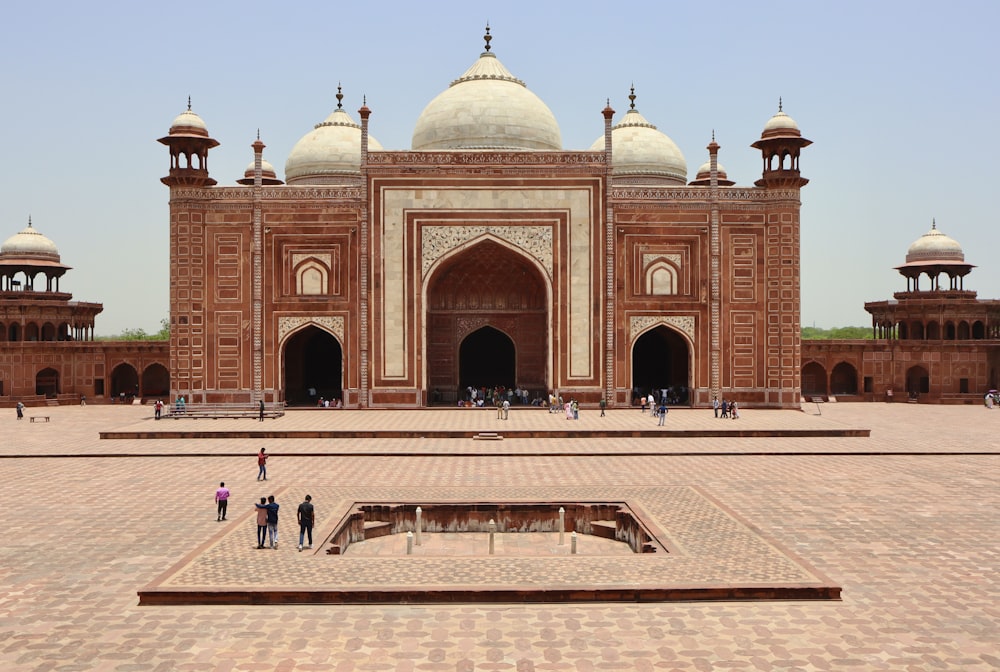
802;326;873;340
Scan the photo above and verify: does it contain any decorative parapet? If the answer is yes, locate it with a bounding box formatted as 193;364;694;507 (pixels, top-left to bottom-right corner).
170;187;363;201
366;151;605;166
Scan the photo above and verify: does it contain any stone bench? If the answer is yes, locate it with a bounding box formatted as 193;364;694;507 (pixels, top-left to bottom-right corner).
30;416;50;423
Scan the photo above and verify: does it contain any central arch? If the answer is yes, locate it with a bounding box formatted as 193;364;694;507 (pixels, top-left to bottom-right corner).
631;325;691;405
425;239;548;405
282;325;343;406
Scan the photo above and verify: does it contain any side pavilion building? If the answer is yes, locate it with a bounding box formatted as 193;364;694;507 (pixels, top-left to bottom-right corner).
160;31;811;408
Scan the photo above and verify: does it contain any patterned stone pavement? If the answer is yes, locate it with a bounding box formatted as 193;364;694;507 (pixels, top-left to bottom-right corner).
0;403;997;670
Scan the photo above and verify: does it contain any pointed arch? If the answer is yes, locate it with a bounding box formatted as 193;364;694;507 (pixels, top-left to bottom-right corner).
644;260;679;295
424;236;552;403
293;257;330;295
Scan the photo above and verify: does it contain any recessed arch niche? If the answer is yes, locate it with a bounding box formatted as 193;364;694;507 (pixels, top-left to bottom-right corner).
425;239;548;403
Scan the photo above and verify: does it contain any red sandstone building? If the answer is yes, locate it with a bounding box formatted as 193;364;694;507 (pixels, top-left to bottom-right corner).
0;220;169;405
800;223;1000;403
159;31;809;409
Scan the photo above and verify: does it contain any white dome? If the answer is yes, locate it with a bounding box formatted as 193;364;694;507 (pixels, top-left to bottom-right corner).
589;107;687;184
168;100;211;138
760;101;802;138
412;50;561;151
696;160;728;178
285;105;383;184
906;222;964;263
244;158;277;178
1;221;60;260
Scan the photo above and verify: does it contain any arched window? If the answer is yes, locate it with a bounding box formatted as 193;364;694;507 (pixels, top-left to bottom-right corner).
645;261;678;295
295;259;329;295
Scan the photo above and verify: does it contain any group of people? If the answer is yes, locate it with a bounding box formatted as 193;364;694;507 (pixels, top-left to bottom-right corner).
712;397;740;419
465;385;532;407
213;448;317;552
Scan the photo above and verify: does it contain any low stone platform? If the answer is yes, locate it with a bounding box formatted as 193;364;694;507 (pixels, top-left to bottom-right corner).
138;486;841;606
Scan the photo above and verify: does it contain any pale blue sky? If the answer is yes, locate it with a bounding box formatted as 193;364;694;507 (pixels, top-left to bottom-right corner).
1;0;996;335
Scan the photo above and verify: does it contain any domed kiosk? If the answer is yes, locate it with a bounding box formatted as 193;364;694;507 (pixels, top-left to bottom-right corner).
895;220;973;291
589;87;687;185
285;87;384;185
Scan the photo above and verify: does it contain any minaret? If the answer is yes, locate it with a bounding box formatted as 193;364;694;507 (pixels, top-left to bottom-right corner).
751;99;811;189
158;97;219;187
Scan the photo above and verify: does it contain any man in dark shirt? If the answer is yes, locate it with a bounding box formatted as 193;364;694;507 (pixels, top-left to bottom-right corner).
255;495;279;549
297;495;315;551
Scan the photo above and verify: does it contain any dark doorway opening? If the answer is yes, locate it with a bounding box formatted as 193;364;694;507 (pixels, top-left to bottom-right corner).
631;326;690;405
111;364;139;401
459;327;516;391
36;367;60;398
284;326;342;406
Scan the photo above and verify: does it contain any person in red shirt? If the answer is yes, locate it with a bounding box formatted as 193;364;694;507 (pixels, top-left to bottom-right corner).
257;448;267;481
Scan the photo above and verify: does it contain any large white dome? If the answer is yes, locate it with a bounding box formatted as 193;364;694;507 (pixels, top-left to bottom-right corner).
590;94;686;184
412;33;561;151
285;93;383;185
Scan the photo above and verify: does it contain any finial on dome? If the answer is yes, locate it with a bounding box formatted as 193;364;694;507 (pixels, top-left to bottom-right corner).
484;23;492;51
629;84;636;110
28;214;32;228
256;128;260;140
187;96;192;111
778;97;783;112
712;129;716;142
336;84;343;110
932;218;936;230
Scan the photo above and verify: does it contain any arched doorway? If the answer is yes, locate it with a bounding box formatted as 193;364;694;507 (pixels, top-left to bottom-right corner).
426;239;547;405
283;325;342;406
111;364;139;401
459;327;516;393
801;361;828;397
36;367;59;397
142;363;170;398
906;365;929;399
830;362;858;395
631;325;691;405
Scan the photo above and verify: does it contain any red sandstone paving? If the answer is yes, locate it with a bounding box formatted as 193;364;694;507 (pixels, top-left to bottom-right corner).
0;403;997;670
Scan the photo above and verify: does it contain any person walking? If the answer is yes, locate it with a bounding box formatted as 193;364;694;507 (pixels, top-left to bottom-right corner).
16;401;24;420
599;397;606;417
215;482;230;521
712;396;719;418
257;448;268;481
256;495;279;549
297;494;315;551
254;497;268;549
502;398;510;420
258;399;265;422
731;400;740;419
657;401;667;426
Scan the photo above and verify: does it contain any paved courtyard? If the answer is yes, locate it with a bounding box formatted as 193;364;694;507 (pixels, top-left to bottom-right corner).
0;402;997;670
